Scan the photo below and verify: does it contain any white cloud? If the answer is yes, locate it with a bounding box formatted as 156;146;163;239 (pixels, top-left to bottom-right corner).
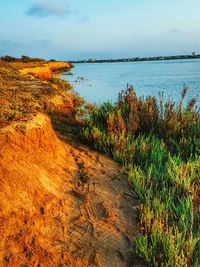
26;0;71;17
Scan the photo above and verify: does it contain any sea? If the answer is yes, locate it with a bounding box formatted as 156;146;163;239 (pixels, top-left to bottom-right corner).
61;59;200;106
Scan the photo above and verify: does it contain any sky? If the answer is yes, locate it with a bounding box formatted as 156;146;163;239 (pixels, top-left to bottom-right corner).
0;0;200;60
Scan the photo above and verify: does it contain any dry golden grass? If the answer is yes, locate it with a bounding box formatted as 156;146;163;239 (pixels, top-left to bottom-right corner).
0;60;83;126
19;62;71;80
9;61;46;70
20;66;53;80
46;62;71;71
0;61;11;68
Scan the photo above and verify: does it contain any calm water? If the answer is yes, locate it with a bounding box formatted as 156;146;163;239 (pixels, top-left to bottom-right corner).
62;59;200;106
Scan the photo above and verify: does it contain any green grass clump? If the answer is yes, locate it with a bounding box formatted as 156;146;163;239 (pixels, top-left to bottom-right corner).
80;86;200;266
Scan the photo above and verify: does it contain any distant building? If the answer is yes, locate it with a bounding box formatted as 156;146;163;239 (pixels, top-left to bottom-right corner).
88;58;97;62
192;52;196;56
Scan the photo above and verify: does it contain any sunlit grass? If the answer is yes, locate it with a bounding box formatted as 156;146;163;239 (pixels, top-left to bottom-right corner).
80;86;200;266
0;61;83;125
19;62;71;80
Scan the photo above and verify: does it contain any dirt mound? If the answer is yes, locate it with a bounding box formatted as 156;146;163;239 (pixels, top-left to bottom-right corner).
0;114;141;267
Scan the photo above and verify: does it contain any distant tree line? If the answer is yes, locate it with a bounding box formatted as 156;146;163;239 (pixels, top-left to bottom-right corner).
0;55;46;62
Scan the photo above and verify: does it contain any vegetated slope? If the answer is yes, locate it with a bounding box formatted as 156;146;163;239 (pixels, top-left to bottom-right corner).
0;60;82;127
19;61;72;80
0;61;142;266
80;87;200;267
0;113;141;267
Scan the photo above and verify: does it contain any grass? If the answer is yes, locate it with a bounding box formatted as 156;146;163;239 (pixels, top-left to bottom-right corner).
19;62;72;80
49;77;73;92
0;60;84;126
79;86;200;267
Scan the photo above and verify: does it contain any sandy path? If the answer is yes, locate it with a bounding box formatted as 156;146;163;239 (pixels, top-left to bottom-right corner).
56;140;140;266
49;120;143;267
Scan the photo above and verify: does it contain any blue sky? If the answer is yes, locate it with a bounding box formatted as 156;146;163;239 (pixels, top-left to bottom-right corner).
0;0;200;60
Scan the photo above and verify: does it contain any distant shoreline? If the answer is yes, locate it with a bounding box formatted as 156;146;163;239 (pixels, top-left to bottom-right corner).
70;54;200;64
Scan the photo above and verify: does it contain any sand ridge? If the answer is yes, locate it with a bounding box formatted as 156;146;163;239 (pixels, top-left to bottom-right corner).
0;114;142;267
